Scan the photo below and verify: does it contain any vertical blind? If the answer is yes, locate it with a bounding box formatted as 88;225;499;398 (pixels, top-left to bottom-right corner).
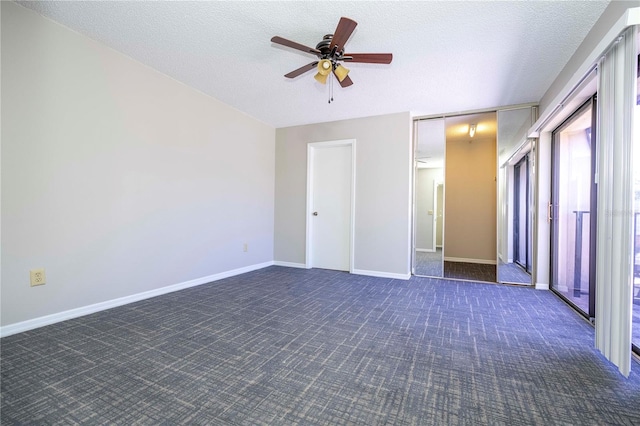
595;25;637;377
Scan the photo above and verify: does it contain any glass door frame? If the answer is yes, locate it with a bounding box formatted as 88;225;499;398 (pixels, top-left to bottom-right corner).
550;95;598;319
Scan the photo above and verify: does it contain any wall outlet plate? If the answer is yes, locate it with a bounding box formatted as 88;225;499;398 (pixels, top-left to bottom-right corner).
30;268;46;286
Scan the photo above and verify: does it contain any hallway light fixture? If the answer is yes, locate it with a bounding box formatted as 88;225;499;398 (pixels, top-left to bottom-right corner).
469;124;477;138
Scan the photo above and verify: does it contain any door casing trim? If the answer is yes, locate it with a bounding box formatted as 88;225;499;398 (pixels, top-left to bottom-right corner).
305;139;356;271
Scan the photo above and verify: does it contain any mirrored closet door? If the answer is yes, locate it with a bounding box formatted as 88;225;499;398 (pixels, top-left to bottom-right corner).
413;118;445;277
497;106;537;285
414;105;537;283
443;112;497;282
413;112;498;282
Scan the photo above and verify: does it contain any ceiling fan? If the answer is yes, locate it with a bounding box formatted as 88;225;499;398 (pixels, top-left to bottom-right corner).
271;17;393;88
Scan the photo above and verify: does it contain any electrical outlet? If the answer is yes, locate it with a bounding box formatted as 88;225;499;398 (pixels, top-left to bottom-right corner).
30;268;46;286
243;243;248;252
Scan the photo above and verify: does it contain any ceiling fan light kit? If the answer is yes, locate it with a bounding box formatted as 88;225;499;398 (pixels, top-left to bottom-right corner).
271;17;392;93
333;64;350;82
314;59;333;84
314;72;328;84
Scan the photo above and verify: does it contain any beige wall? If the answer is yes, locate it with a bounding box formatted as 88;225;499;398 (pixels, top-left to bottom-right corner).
1;2;275;328
274;112;412;277
444;137;497;262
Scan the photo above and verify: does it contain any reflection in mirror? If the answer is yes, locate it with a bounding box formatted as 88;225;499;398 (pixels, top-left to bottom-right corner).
443;112;497;282
497;107;536;285
414;118;445;277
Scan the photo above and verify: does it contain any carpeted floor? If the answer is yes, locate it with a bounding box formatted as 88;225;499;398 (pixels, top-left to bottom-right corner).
2;266;640;424
497;261;531;285
414;249;443;277
444;261;496;282
415;251;500;284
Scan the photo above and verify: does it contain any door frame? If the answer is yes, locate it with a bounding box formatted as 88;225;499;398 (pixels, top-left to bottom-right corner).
430;179;438;252
513;153;531;272
549;96;597;319
305;139;356;271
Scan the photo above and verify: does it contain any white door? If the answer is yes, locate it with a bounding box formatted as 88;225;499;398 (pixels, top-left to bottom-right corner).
310;144;352;271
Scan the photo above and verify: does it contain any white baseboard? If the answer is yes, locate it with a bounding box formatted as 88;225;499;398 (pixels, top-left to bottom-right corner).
0;261;274;338
415;248;435;253
444;257;497;265
352;269;411;280
535;282;550;290
273;261;308;269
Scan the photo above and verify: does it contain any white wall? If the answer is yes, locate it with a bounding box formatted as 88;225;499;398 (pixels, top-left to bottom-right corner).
274;112;412;278
1;2;275;329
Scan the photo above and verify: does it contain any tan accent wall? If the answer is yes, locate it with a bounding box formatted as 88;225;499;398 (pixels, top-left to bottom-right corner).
444;137;497;262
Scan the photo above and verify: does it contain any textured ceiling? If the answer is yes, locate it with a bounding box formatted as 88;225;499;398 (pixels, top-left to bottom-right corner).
16;1;610;128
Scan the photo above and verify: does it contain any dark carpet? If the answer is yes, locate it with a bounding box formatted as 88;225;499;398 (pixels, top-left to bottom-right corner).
444;261;496;282
2;266;640;425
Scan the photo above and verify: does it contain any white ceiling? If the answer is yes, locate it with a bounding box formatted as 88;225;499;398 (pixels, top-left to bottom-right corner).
16;1;611;128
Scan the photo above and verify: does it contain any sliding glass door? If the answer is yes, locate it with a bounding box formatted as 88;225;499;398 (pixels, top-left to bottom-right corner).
550;97;597;318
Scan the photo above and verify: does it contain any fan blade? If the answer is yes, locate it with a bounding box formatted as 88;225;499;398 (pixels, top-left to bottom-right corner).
343;53;393;64
329;17;357;50
284;62;318;78
335;73;353;88
271;36;320;55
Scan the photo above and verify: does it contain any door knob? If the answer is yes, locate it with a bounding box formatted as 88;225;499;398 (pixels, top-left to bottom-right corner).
313;212;318;216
